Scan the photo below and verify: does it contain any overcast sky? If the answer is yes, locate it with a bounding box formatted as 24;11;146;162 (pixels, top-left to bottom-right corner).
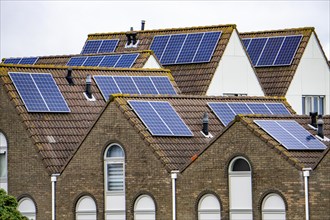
1;0;329;61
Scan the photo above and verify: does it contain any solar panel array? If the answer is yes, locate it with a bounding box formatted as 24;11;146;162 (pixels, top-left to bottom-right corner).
128;101;193;136
4;57;39;65
254;120;327;150
242;35;302;67
9;72;70;113
81;39;119;54
67;53;139;68
93;76;177;101
150;31;222;65
208;102;291;126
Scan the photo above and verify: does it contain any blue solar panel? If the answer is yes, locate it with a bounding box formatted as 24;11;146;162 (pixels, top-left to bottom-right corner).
9;72;70;112
99;55;121;67
128;101;193;136
208;102;291;126
93;76;121;100
150;77;177;95
4;58;22;64
254;120;326;150
257;37;284;66
247;38;268;65
176;33;204;64
150;32;221;65
19;57;39;65
132;77;159;95
83;56;104;66
81;40;102;54
114;76;139;94
31;74;70;112
98;40;119;53
242;39;251;49
115;54;139;68
274;35;302;66
67;57;87;66
193;32;222;63
150;35;171;61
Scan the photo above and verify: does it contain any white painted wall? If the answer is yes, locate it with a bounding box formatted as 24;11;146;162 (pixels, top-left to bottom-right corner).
143;55;162;68
206;30;264;96
286;32;330;114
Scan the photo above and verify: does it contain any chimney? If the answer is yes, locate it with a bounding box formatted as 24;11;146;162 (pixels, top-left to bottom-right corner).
317;115;324;138
126;27;137;46
202;112;209;136
141;20;145;30
310;112;318;128
65;68;74;85
85;75;92;99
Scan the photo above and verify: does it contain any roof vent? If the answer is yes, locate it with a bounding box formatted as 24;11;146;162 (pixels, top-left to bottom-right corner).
85;75;92;99
66;68;74;85
201;112;213;138
141;20;145;30
310;112;318;128
125;28;138;48
317;115;324;139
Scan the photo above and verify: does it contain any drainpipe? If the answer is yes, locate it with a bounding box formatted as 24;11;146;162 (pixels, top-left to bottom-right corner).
303;168;312;220
51;174;60;220
171;170;179;220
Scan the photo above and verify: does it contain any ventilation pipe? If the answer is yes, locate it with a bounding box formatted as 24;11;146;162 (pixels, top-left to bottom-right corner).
51;174;60;220
85;75;92;99
303;168;312;220
171;170;179;220
317;115;324;138
141;20;145;30
309;112;318;128
202;112;209;136
66;68;74;85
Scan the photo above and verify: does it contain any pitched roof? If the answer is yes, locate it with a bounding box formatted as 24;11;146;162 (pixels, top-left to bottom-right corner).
182;114;329;172
86;24;237;95
240;27;328;96
105;95;295;172
0;64;178;174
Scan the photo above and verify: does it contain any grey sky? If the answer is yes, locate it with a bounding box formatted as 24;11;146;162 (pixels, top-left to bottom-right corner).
1;0;329;60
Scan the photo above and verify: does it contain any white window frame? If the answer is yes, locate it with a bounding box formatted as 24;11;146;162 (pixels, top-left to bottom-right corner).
198;194;221;220
75;196;97;220
302;95;325;115
262;193;286;220
228;157;253;220
18;197;37;220
0;132;8;192
134;194;156;220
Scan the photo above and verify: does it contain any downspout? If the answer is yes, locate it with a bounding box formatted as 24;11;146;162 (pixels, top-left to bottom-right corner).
171;170;179;220
51;174;60;220
303;168;312;220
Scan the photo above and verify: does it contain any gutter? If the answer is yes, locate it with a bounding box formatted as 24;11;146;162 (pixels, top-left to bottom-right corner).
171;170;179;220
303;168;312;220
51;174;60;220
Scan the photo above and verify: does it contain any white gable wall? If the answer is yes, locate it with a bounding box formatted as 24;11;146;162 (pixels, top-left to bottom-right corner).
206;30;264;96
143;55;162;68
286;32;330;114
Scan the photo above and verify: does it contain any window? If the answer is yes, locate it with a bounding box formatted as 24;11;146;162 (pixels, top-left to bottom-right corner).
76;196;97;220
104;144;125;220
198;194;221;220
262;193;286;220
134;195;156;220
229;157;252;220
18;197;36;220
0;132;7;192
302;95;325;115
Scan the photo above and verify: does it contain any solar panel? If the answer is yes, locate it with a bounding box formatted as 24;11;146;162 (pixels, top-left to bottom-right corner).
93;76;177;101
257;37;284;66
247;38;268;65
83;56;104;66
242;39;251;49
81;40;102;54
128;101;193;136
114;54;139;68
67;57;87;66
4;58;22;64
150;31;221;65
19;57;39;65
9;72;70;112
208;102;291;126
274;35;302;66
98;40;119;53
81;39;119;54
254;120;326;150
99;55;121;67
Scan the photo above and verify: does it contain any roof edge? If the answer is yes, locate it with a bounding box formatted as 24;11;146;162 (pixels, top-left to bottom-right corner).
240;26;315;36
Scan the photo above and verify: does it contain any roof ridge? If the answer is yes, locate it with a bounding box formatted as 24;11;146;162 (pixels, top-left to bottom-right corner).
88;24;237;37
240;27;315;36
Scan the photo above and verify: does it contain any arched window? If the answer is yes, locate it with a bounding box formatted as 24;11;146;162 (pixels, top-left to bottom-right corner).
134;195;156;220
229;157;252;220
198;194;221;220
262;193;286;220
76;196;97;220
104;144;125;220
18;197;36;220
0;132;8;191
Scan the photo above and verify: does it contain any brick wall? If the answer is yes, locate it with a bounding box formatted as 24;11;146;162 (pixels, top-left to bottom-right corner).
0;83;52;219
